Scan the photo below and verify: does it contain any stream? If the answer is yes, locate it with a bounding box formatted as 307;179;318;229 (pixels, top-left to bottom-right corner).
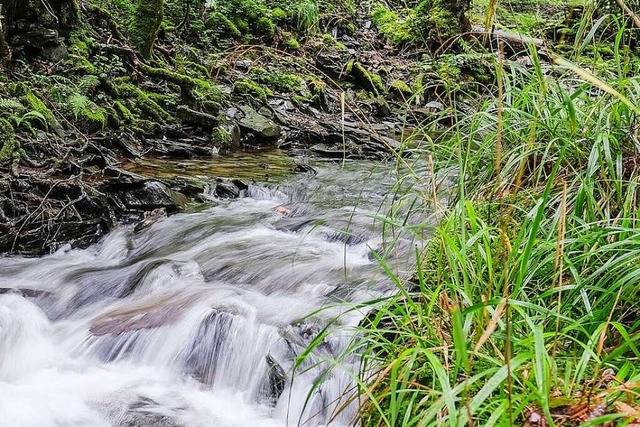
0;158;428;427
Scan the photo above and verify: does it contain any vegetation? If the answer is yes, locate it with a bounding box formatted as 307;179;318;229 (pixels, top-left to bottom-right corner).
2;0;640;424
296;3;640;426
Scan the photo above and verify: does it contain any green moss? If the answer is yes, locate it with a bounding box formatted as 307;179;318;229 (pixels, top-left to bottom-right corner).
69;56;98;74
390;79;412;96
140;63;211;90
212;126;234;146
309;79;326;96
233;79;273;103
412;0;471;48
249;67;302;92
24;92;55;130
371;4;413;45
412;73;425;94
350;62;385;95
206;11;242;38
272;7;288;22
80;103;107;130
0;119;25;163
284;36;301;50
114;82;171;122
130;0;164;59
113;0;135;13
114;100;136;122
256;17;276;37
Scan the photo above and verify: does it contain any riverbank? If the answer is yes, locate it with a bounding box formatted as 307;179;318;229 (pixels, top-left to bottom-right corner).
0;0;582;255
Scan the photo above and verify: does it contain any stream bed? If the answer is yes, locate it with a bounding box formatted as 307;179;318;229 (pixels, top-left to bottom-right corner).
0;158;426;427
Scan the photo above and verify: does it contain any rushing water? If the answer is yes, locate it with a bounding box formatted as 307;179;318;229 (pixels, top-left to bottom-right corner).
0;159;425;427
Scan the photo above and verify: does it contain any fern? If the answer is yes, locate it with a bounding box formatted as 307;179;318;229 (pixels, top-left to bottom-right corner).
79;75;100;92
0;98;25;112
68;93;91;119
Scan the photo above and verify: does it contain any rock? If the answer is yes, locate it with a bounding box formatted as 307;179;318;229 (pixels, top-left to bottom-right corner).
118;181;189;212
260;355;287;405
213;179;247;198
292;162;317;174
237;106;281;140
176;105;219;130
133;207;167;233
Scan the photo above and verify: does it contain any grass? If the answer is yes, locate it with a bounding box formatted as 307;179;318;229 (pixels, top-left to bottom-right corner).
293;4;640;426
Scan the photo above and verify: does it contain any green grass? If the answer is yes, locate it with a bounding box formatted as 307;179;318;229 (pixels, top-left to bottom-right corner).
294;4;640;426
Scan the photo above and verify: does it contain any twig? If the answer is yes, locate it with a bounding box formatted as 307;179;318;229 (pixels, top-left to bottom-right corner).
614;0;640;29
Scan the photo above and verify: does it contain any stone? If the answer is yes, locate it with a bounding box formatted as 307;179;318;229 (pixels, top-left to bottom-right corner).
238;106;281;139
176;105;219;130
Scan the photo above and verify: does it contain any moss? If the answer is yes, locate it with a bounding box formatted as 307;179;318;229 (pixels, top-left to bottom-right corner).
345;61;353;74
130;0;164;59
69;56;98;74
412;73;425;94
114;100;136;122
113;0;135;13
256;17;276;37
371;4;413;45
284;36;301;50
79;103;108;130
390;79;412;96
206;11;242;38
0;119;25;164
233;79;273;103
212;126;234;147
24;92;55;130
350;62;385;95
140;63;210;90
114;83;171;122
309;79;326;97
272;7;288;22
249;67;302;93
412;0;471;48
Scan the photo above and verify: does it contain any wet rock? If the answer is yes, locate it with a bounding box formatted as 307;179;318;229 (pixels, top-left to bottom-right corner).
292;162;317;174
90;292;197;336
133;207;167;233
117;181;189;212
176;106;219;130
183;310;232;385
238;106;281;140
213;178;247;198
260;355;287;405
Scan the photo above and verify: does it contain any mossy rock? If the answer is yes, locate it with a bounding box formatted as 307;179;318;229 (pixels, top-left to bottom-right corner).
249;67;303;93
284;36;301;50
256;17;276;37
206;11;242;38
349;62;385;96
233;79;273;103
371;4;413;46
390;79;412;96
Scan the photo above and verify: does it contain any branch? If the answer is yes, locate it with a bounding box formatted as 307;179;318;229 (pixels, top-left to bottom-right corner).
613;0;640;29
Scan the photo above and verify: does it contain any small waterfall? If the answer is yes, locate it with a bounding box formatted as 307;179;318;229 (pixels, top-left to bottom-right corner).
0;161;424;427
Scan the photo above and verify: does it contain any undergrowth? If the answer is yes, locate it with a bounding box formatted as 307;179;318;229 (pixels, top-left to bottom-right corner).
295;5;640;427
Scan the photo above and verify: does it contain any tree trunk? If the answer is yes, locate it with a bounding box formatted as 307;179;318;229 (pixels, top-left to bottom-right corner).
0;4;8;62
130;0;164;59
